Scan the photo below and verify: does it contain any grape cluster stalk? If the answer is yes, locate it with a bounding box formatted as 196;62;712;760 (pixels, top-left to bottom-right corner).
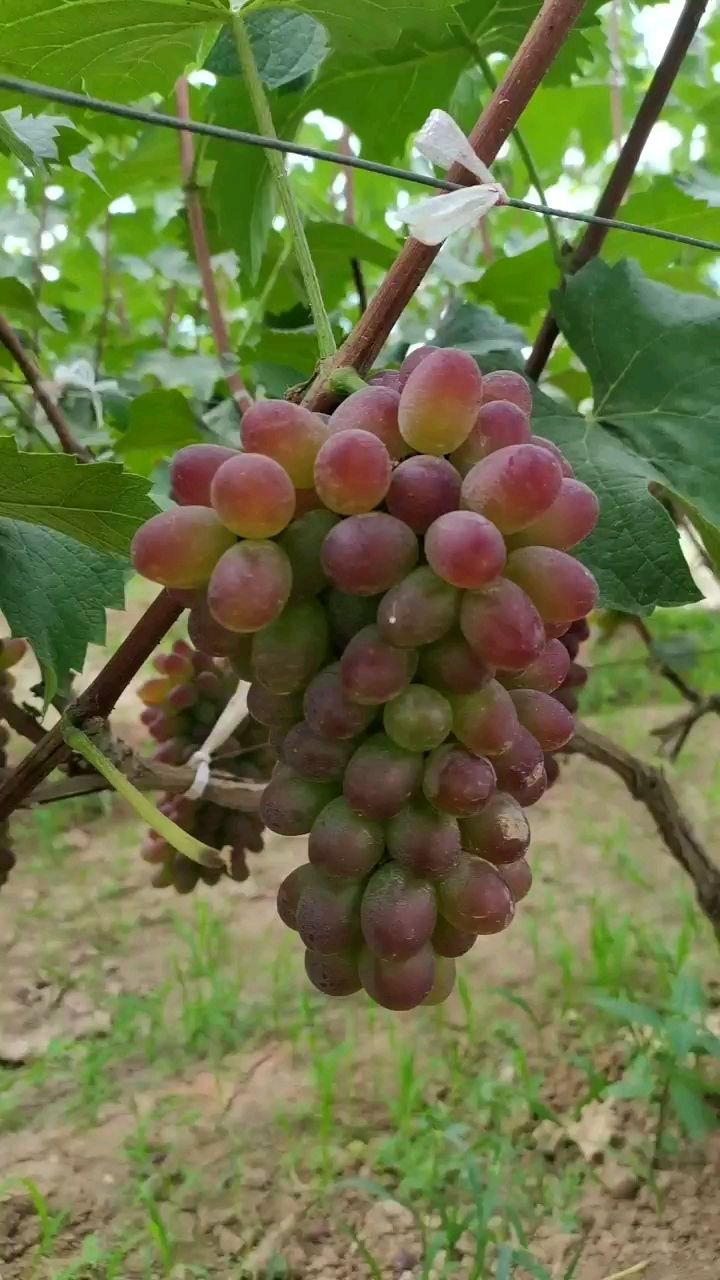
138;640;271;893
0;637;28;886
131;347;599;1009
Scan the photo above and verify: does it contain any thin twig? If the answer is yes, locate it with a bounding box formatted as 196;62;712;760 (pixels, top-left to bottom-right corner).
567;722;720;931
175;77;252;416
0;590;182;822
301;0;587;410
608;0;625;151
526;0;708;381
0;691;44;744
14;755;264;812
0;313;92;460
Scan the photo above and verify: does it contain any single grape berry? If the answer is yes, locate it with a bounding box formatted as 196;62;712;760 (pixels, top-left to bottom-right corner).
170;443;237;506
207;541;292;633
211;452;296;539
240;399;328;488
386;455;461;534
314;429;392;515
131;507;236;589
399;348;483;454
384;684;453;753
321;513;419;596
328;386;407;459
360;862;437;959
424;510;506;590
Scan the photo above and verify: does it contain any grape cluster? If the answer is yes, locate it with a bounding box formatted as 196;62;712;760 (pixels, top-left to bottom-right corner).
138;640;270;893
0;637;28;888
131;347;599;1008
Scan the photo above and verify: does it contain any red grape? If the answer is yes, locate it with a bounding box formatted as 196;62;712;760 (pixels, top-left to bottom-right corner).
399;348;483;454
451;400;531;474
343;732;423;821
493;727;547;807
386;455;461;534
450;681;519;756
170;443;237;506
422;956;457;1005
308;797;384;879
260;764;339;836
188;600;250;661
207;540;292;632
386;802;461;879
480;369;532;415
423;743;496;816
305;949;361;997
505;547;598;627
399;344;438;384
303;664;376;740
418;632;494;694
131;507;235;589
438;855;515;934
321;513;418;595
425;510;506;589
460;578;545;672
497;857;532;903
211;453;295;538
277;863;319;929
296;878;363;953
361;863;436;959
340;625;417;705
328;386;407;459
241;399;328;487
531;436;574;478
247;682;303;728
458;788;530;864
510;689;575;751
326;589;381;644
432;917;476;958
314;429;391;514
359;945;436;1010
377;567;459;648
281;721;357;782
508;479;599;550
461;444;563;534
502;639;570;694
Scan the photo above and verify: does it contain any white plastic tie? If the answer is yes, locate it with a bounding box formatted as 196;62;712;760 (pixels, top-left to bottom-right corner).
404;109;507;247
186;678;249;801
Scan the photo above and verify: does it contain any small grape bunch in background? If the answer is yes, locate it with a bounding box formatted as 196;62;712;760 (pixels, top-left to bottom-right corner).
0;636;28;887
138;639;271;894
131;347;599;1009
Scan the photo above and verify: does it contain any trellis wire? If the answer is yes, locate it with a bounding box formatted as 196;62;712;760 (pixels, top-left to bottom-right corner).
2;75;720;256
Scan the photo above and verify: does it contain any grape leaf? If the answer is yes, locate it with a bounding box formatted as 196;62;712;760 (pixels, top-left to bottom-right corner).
435;300;525;361
0;436;158;557
552;259;720;571
0;110;37;170
532;398;701;615
206;9;329;86
0;519;126;701
0;0;222;101
240;0;450;51
115;390;203;477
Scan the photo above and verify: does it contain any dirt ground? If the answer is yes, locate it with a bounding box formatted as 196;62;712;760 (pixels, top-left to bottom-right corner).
1;661;720;1278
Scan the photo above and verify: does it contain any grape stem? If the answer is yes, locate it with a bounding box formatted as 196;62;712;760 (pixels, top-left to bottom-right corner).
61;721;223;868
0;690;44;745
231;13;337;362
327;368;368;398
567;722;720;934
0;312;92;461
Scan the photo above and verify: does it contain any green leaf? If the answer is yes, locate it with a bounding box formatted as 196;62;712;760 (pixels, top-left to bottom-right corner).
0;519;126;701
208;78;301;281
435;300;525;360
602;178;720;276
473;243;558;327
206;9;329;86
669;1077;716;1141
533;399;701;615
241;0;449;52
0;109;38;170
552;260;720;606
677;167;720;208
115;390;203;476
0;1;223;100
0;436;158;557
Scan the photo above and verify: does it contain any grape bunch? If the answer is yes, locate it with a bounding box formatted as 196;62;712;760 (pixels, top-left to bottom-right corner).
138;640;271;893
131;346;599;1008
0;637;28;888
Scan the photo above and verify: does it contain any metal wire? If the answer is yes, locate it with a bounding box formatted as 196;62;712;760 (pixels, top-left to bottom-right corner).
2;75;720;255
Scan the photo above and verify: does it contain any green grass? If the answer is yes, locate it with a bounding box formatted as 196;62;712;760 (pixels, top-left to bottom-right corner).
583;605;720;714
